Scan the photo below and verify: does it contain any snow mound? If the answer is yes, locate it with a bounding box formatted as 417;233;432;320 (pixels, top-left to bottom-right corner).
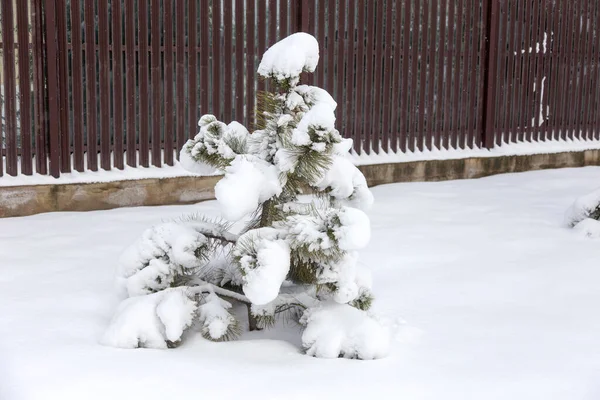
301;302;391;359
235;228;291;305
101;288;197;349
117;223;208;297
197;292;238;341
215;156;282;221
564;188;600;227
573;218;600;239
257;32;319;83
334;207;371;251
295;85;337;110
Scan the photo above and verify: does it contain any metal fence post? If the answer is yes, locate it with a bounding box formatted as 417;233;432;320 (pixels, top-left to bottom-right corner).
481;0;501;149
44;0;62;178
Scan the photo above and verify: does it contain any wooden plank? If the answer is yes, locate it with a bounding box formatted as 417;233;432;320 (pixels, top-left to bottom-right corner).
467;0;478;147
327;0;336;105
336;0;346;138
409;0;420;151
125;0;136;167
188;0;198;143
235;0;245;123
344;1;356;146
436;0;447;150
112;0;124;169
451;0;463;148
1;0;17;175
164;0;174;165
481;0;501;148
493;0;507;146
56;0;70;172
175;0;185;158
399;0;411;152
363;0;375;153
257;0;266;92
138;0;150;166
200;0;209;115
372;0;384;153
32;0;47;174
443;0;454;149
151;0;161;166
223;0;233;119
417;0;429;151
317;0;325;86
425;0;437;150
45;0;62;177
213;0;222;118
353;1;365;152
70;0;84;171
98;0;111;170
246;0;256;127
576;0;591;139
16;0;32;175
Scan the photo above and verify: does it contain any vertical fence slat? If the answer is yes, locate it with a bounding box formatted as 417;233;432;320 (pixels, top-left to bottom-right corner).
235;0;245;123
200;1;209;115
213;0;222;118
451;0;463;148
467;0;478;147
280;0;289;37
548;0;562;140
571;0;584;139
417;0;429;151
399;0;410;153
409;0;420;152
336;0;346;139
46;0;61;177
581;0;594;140
188;0;198;142
138;0;149;166
389;1;401;151
381;0;392;152
353;1;365;153
98;0;110;170
576;0;590;140
589;0;599;140
164;0;174;165
32;0;47;175
538;0;551;141
435;0;446;150
494;0;507;146
256;1;266;92
527;0;540;142
246;0;256;128
306;0;315;86
175;0;185;160
344;1;355;149
327;0;336;113
363;1;376;153
517;0;531;141
1;0;17;175
503;0;517;144
316;0;325;87
125;0;136;167
443;0;454;149
17;0;32;175
56;0;70;173
372;0;384;153
425;0;437;151
512;0;525;142
70;0;84;171
482;0;500;148
223;0;233;121
112;0;124;169
150;0;161;167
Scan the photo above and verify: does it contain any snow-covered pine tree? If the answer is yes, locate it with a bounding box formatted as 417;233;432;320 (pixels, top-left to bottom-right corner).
102;33;390;360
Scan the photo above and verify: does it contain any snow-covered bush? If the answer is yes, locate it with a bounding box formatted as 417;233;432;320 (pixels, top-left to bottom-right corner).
103;33;388;359
565;188;600;239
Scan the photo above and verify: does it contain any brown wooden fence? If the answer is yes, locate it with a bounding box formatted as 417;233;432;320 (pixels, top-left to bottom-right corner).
1;0;600;178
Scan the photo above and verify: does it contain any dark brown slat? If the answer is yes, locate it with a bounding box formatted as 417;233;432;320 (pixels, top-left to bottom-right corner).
580;0;595;140
98;0;111;170
493;0;507;146
151;0;161;166
164;0;174;165
399;0;411;152
482;0;500;148
235;0;245;123
371;0;384;153
336;0;346;137
565;0;578;139
425;0;437;150
409;0;420;152
246;0;256;128
435;0;446;149
32;0;47;174
317;0;326;87
503;0;517;143
45;0;61;177
70;0;84;171
306;0;315;86
518;0;532;141
474;0;487;145
139;0;150;166
112;0;124;169
200;0;209;115
451;0;464;148
588;0;599;139
353;1;365;153
467;0;478;147
443;0;454;149
269;0;277;41
280;0;289;37
559;0;573;140
511;0;525;142
175;0;185;158
417;0;429;151
572;0;585;139
16;0;32;175
389;1;402;151
327;0;336;111
212;0;222;115
363;0;375;154
125;0;136;167
223;0;233;120
538;0;551;141
527;0;541;142
290;0;298;33
1;0;17;175
344;2;356;147
576;0;590;140
256;1;266;92
188;0;198;142
548;0;562;140
56;0;71;173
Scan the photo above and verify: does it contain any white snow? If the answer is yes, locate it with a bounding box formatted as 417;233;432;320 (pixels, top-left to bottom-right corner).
214;156;282;221
334;206;371;251
317;155;375;210
2;166;600;399
301;302;391;360
564;187;600;227
257;32;319;82
573;218;600;239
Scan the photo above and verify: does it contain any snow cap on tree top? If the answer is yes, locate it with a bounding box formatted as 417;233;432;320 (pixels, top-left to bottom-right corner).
257;32;319;84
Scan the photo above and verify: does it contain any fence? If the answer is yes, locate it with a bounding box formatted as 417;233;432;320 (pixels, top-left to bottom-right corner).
1;0;599;178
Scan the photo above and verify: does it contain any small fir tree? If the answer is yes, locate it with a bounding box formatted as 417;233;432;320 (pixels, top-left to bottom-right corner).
103;33;389;360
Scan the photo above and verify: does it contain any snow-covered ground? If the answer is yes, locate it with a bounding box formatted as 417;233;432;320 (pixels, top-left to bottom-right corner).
1;166;599;400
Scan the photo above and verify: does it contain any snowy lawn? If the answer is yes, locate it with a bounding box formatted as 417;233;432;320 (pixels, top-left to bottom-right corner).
1;166;599;400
